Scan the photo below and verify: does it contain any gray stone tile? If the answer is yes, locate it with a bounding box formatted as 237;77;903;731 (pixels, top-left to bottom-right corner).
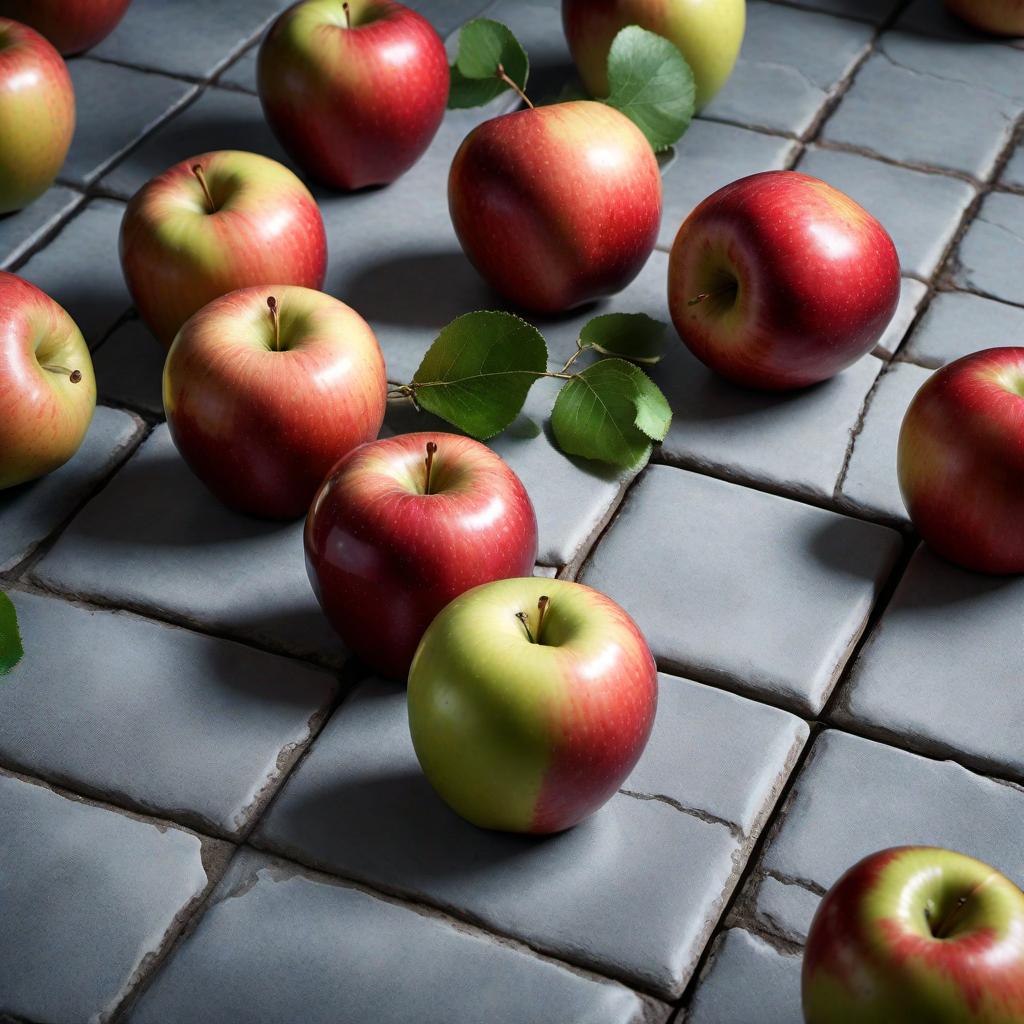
0;590;338;836
768;0;899;22
534;564;559;578
952;190;1024;306
255;679;740;998
63;60;195;187
0;407;141;573
624;673;808;838
898;0;1024;48
15;199;131;347
874;277;929;357
702;2;874;136
835;545;1024;781
1004;141;1024;189
216;44;258;94
797;145;976;278
687;929;802;1024
838;361;932;522
129;848;649;1024
903;289;1024;366
822;32;1024;178
419;0;496;37
0;772;209;1024
30;425;342;665
94;317;167;416
659;121;798;249
749;876;821;945
580;466;902;715
0;186;82;269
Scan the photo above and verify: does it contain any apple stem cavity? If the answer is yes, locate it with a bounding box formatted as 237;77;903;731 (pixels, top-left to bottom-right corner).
267;296;282;352
43;365;83;383
497;62;534;110
192;164;216;214
687;283;738;308
930;874;997;939
423;440;438;494
342;1;351;28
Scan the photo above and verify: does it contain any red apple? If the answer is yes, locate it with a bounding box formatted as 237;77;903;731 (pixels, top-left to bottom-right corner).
448;100;662;314
898;347;1024;575
305;432;539;678
164;285;386;520
120;150;327;347
257;0;448;191
668;170;900;390
0;0;132;55
0;271;95;489
0;17;74;214
945;0;1024;35
803;846;1024;1022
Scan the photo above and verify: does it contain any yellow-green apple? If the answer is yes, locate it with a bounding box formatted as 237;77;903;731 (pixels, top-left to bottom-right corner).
305;433;538;678
898;347;1024;575
803;846;1024;1022
164;285;386;520
0;0;132;55
258;0;448;191
0;271;94;489
0;18;74;214
449;100;662;314
668;170;900;390
407;576;657;833
945;0;1024;35
120;150;327;347
562;0;745;111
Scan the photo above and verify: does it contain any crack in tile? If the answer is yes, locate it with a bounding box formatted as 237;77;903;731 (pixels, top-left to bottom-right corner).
618;789;744;841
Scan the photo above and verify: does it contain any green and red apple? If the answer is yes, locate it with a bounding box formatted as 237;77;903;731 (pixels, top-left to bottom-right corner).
945;0;1024;35
0;0;132;55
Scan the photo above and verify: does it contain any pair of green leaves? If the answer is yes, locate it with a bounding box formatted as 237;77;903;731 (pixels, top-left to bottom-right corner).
401;310;672;472
0;592;23;676
447;18;696;152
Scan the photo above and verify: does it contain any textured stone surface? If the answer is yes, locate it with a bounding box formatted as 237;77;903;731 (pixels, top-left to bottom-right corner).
952;191;1024;306
776;0;899;21
93;318;168;416
0;187;82;269
902;289;1024;366
875;277;929;357
581;466;902;714
1004;141;1024;190
749;876;821;945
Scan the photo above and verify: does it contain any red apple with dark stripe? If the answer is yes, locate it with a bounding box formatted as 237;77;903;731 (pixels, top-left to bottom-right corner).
898;347;1024;575
305;432;539;678
803;846;1024;1022
668;170;900;390
0;0;131;54
408;577;657;833
448;100;662;314
120;150;327;347
258;0;448;191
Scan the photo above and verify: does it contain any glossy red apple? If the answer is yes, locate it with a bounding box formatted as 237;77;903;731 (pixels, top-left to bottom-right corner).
305;432;539;678
0;0;132;55
898;347;1024;575
0;17;74;214
258;0;448;191
164;285;386;520
448;99;662;314
668;170;900;390
945;0;1024;35
120;150;327;347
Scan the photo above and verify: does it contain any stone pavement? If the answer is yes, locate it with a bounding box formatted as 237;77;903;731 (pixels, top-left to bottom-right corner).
1;0;1022;1021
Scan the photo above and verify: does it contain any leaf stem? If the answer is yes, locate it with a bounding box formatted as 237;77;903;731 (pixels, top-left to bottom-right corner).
496;62;533;109
560;343;589;374
192;164;216;213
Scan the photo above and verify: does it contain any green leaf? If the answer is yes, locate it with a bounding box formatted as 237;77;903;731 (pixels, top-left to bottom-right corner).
580;312;669;364
447;19;529;109
551;358;671;469
412;311;548;439
0;592;23;677
604;26;696;151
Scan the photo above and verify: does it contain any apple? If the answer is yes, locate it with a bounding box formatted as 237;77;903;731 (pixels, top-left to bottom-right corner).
0;271;95;489
803;846;1024;1022
305;432;538;678
897;347;1024;575
164;285;386;520
0;18;74;214
945;0;1024;36
258;0;448;191
562;0;745;112
119;150;328;348
449;100;662;314
668;170;900;390
407;576;657;833
0;0;132;55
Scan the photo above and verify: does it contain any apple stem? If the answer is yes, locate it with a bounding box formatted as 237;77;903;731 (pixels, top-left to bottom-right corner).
688;283;738;308
192;164;216;214
536;595;549;642
423;440;438;495
42;365;83;383
515;611;536;644
267;296;281;352
497;62;534;109
342;1;351;28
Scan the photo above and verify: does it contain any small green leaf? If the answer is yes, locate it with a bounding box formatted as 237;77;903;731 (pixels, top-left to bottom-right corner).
447;19;529;109
412;311;548;439
580;312;669;364
551;358;671;469
0;592;24;676
604;26;696;151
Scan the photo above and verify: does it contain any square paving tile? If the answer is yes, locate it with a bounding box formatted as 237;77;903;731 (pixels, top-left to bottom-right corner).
746;874;822;945
0;186;83;270
875;277;929;357
579;466;903;714
129;848;651;1024
834;545;1024;781
797;145;976;279
952;190;1024;306
1004;141;1024;189
768;0;899;21
30;424;343;665
0;590;338;836
255;678;745;998
0;771;210;1024
94;316;167;416
0;407;141;574
701;2;874;136
902;289;1024;366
